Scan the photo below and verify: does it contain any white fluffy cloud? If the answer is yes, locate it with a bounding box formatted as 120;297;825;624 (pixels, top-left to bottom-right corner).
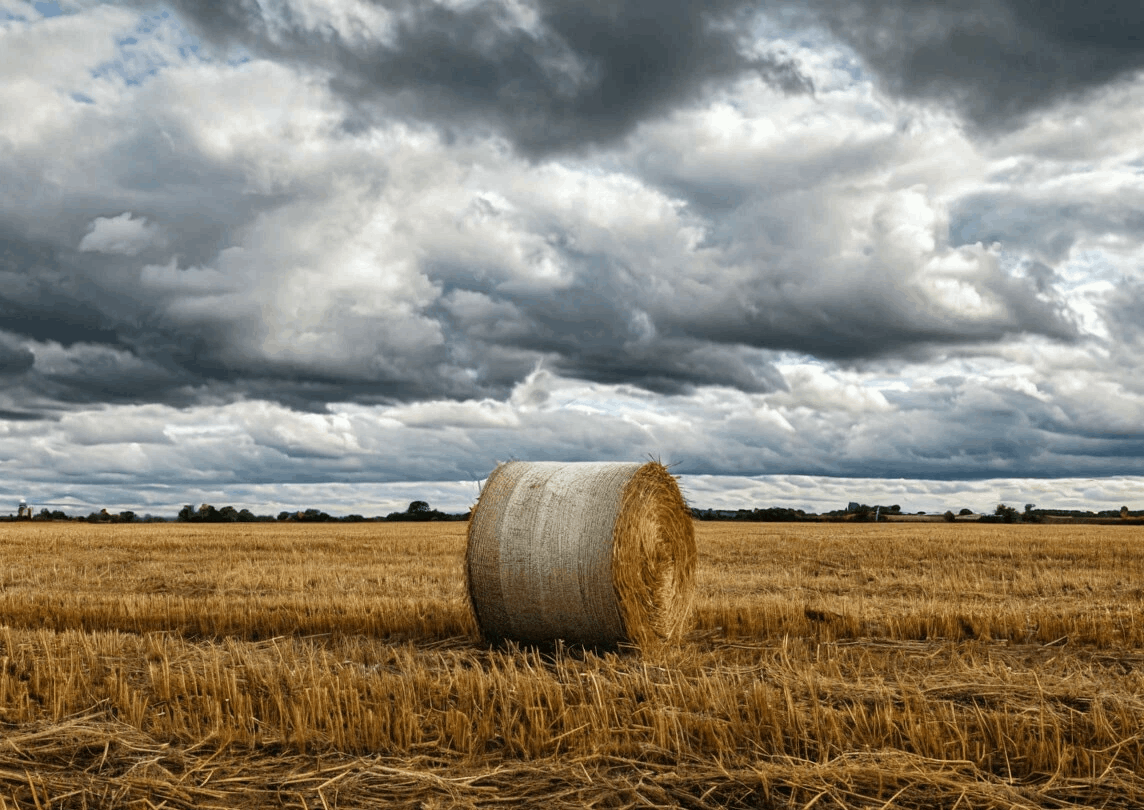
79;212;163;255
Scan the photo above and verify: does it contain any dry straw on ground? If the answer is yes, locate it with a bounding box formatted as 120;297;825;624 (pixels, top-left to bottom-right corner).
0;521;1142;808
466;461;696;646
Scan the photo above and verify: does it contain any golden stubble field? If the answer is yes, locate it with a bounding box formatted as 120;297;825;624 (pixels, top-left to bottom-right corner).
0;521;1141;809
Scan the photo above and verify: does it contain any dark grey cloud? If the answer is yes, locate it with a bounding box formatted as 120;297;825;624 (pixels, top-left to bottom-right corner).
159;0;811;156
796;0;1144;129
1100;280;1144;349
950;192;1144;263
0;244;123;348
433;274;786;395
671;275;1076;362
0;333;34;376
552;340;786;395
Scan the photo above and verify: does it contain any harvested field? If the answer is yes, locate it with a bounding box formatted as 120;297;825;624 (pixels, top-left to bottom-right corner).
0;521;1141;808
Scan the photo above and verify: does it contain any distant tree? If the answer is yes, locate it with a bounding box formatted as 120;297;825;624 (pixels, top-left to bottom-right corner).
277;511;291;521
178;503;257;522
959;508;974;516
292;508;333;522
217;506;240;522
1121;506;1130;519
119;511;136;523
383;500;468;522
889;505;901;514
995;504;1019;523
943;510;955;522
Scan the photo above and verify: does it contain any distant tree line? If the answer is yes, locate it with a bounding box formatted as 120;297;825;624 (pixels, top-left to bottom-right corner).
691;507;815;522
180;504;271;523
692;501;1144;524
977;503;1144;524
8;499;1142;525
3;500;471;523
693;503;906;522
0;508;166;523
381;500;468;522
825;503;904;521
177;500;469;523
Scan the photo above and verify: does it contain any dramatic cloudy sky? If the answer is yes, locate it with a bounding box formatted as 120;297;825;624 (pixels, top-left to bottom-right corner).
3;0;1144;516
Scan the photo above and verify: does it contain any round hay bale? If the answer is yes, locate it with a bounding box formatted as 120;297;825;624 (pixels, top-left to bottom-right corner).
465;461;696;646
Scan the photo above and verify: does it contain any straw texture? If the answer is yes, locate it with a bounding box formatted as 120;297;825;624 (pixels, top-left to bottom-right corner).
465;461;696;646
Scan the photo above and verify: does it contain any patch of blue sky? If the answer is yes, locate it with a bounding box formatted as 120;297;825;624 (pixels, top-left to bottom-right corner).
749;6;813;45
863;375;911;393
4;0;71;23
89;9;206;87
832;51;867;83
774;350;827;369
1058;249;1124;287
750;9;870;92
996;248;1029;275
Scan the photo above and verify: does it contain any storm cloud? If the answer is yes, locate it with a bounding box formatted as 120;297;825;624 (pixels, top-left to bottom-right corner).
794;0;1144;130
160;0;812;156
